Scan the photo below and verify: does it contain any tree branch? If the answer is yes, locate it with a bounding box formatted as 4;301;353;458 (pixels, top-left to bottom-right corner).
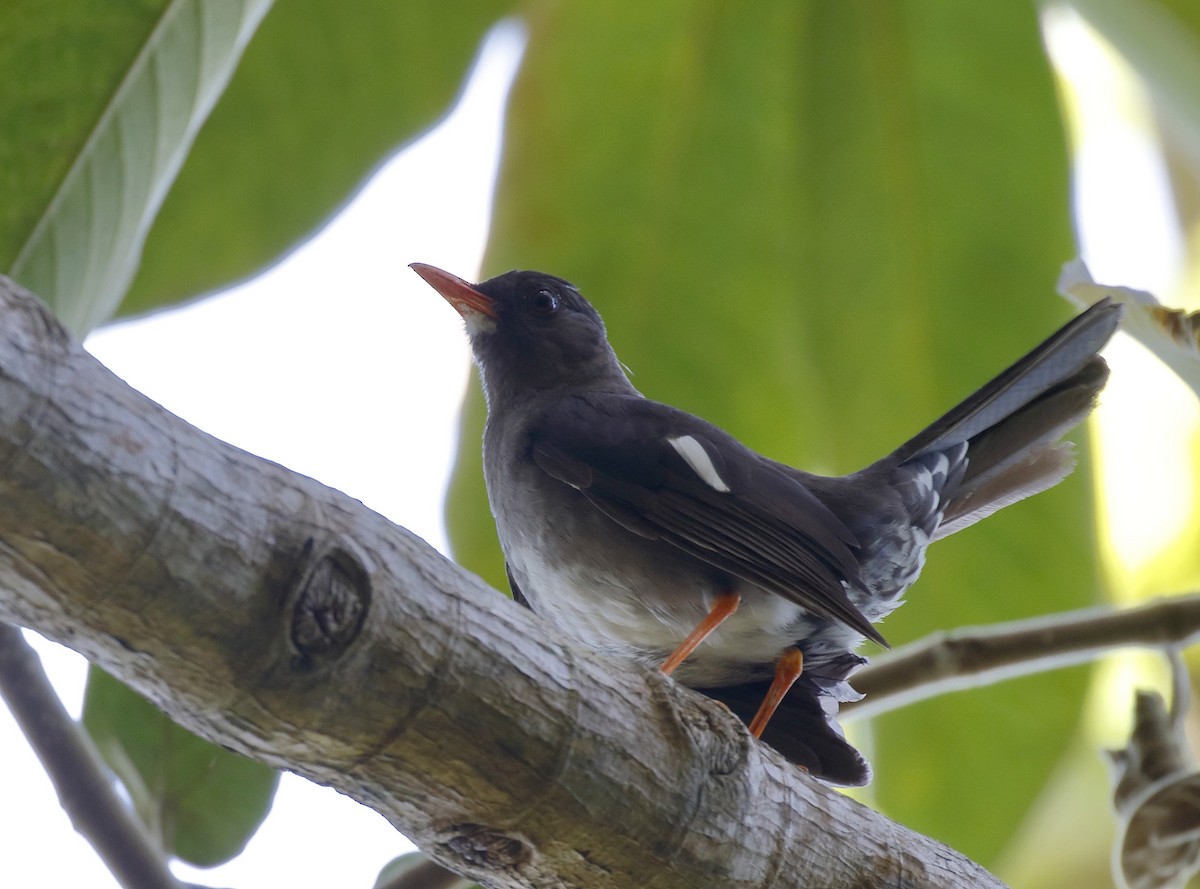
0;623;184;889
0;275;1003;889
848;594;1200;721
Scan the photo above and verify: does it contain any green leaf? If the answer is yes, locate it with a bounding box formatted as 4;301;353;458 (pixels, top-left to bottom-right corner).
374;851;479;889
7;0;272;335
2;2;515;330
1065;0;1200;172
450;0;1092;866
120;0;516;316
0;1;170;278
1060;259;1200;397
82;666;279;868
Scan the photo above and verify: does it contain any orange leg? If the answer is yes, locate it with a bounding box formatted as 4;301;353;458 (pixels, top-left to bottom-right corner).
660;591;741;676
748;647;804;738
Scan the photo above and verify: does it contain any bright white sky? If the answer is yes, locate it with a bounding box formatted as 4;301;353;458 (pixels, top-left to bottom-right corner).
2;10;1196;889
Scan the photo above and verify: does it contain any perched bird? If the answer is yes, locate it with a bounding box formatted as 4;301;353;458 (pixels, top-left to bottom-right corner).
412;262;1120;785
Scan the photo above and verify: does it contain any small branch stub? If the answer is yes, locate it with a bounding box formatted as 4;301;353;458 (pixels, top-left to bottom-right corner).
1109;652;1200;889
289;543;370;671
438;823;534;873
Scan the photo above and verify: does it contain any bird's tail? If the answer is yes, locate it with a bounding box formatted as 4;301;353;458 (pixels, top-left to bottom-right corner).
695;649;870;785
888;298;1121;540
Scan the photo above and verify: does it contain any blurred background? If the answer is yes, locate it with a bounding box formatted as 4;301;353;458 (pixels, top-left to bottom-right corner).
2;2;1199;887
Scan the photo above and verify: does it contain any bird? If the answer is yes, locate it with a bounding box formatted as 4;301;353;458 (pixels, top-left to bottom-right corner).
411;261;1121;785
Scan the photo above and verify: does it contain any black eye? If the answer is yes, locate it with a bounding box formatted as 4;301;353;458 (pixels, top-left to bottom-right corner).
527;289;559;315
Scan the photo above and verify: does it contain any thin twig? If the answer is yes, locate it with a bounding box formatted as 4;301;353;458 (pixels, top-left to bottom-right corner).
0;623;184;889
847;594;1200;721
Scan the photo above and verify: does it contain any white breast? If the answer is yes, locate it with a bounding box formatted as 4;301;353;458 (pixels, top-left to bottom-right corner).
507;532;808;686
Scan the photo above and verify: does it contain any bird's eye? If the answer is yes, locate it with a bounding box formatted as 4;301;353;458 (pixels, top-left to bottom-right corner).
527;289;559;316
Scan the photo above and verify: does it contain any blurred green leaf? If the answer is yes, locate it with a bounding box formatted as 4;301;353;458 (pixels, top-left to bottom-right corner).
0;0;169;275
1150;0;1200;238
121;0;516;316
8;0;272;335
374;850;479;889
449;0;1092;866
1;2;514;329
374;852;424;889
1060;259;1200;398
1065;0;1200;173
82;666;279;868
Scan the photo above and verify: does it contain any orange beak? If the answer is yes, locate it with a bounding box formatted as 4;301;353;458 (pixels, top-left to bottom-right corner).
409;263;498;319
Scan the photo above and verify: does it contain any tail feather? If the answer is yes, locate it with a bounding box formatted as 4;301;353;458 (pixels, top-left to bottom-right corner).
891;298;1121;465
891;298;1120;538
695;651;870;786
933;444;1074;540
954;357;1107;492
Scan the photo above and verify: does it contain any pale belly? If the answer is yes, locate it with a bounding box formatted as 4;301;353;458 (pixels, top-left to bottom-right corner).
508;546;812;687
487;440;924;689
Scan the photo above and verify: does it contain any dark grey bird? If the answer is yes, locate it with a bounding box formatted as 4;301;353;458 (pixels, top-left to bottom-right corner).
412;262;1120;785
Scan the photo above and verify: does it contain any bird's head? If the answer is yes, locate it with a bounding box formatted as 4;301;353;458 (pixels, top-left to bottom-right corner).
410;263;633;404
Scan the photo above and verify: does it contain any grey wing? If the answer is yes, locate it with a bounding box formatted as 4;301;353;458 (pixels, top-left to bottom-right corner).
529;396;885;646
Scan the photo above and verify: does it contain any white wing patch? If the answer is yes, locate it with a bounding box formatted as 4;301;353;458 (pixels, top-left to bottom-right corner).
668;435;731;493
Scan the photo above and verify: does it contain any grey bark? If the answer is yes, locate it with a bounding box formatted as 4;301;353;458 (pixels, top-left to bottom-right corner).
850;593;1200;721
0;275;1005;888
